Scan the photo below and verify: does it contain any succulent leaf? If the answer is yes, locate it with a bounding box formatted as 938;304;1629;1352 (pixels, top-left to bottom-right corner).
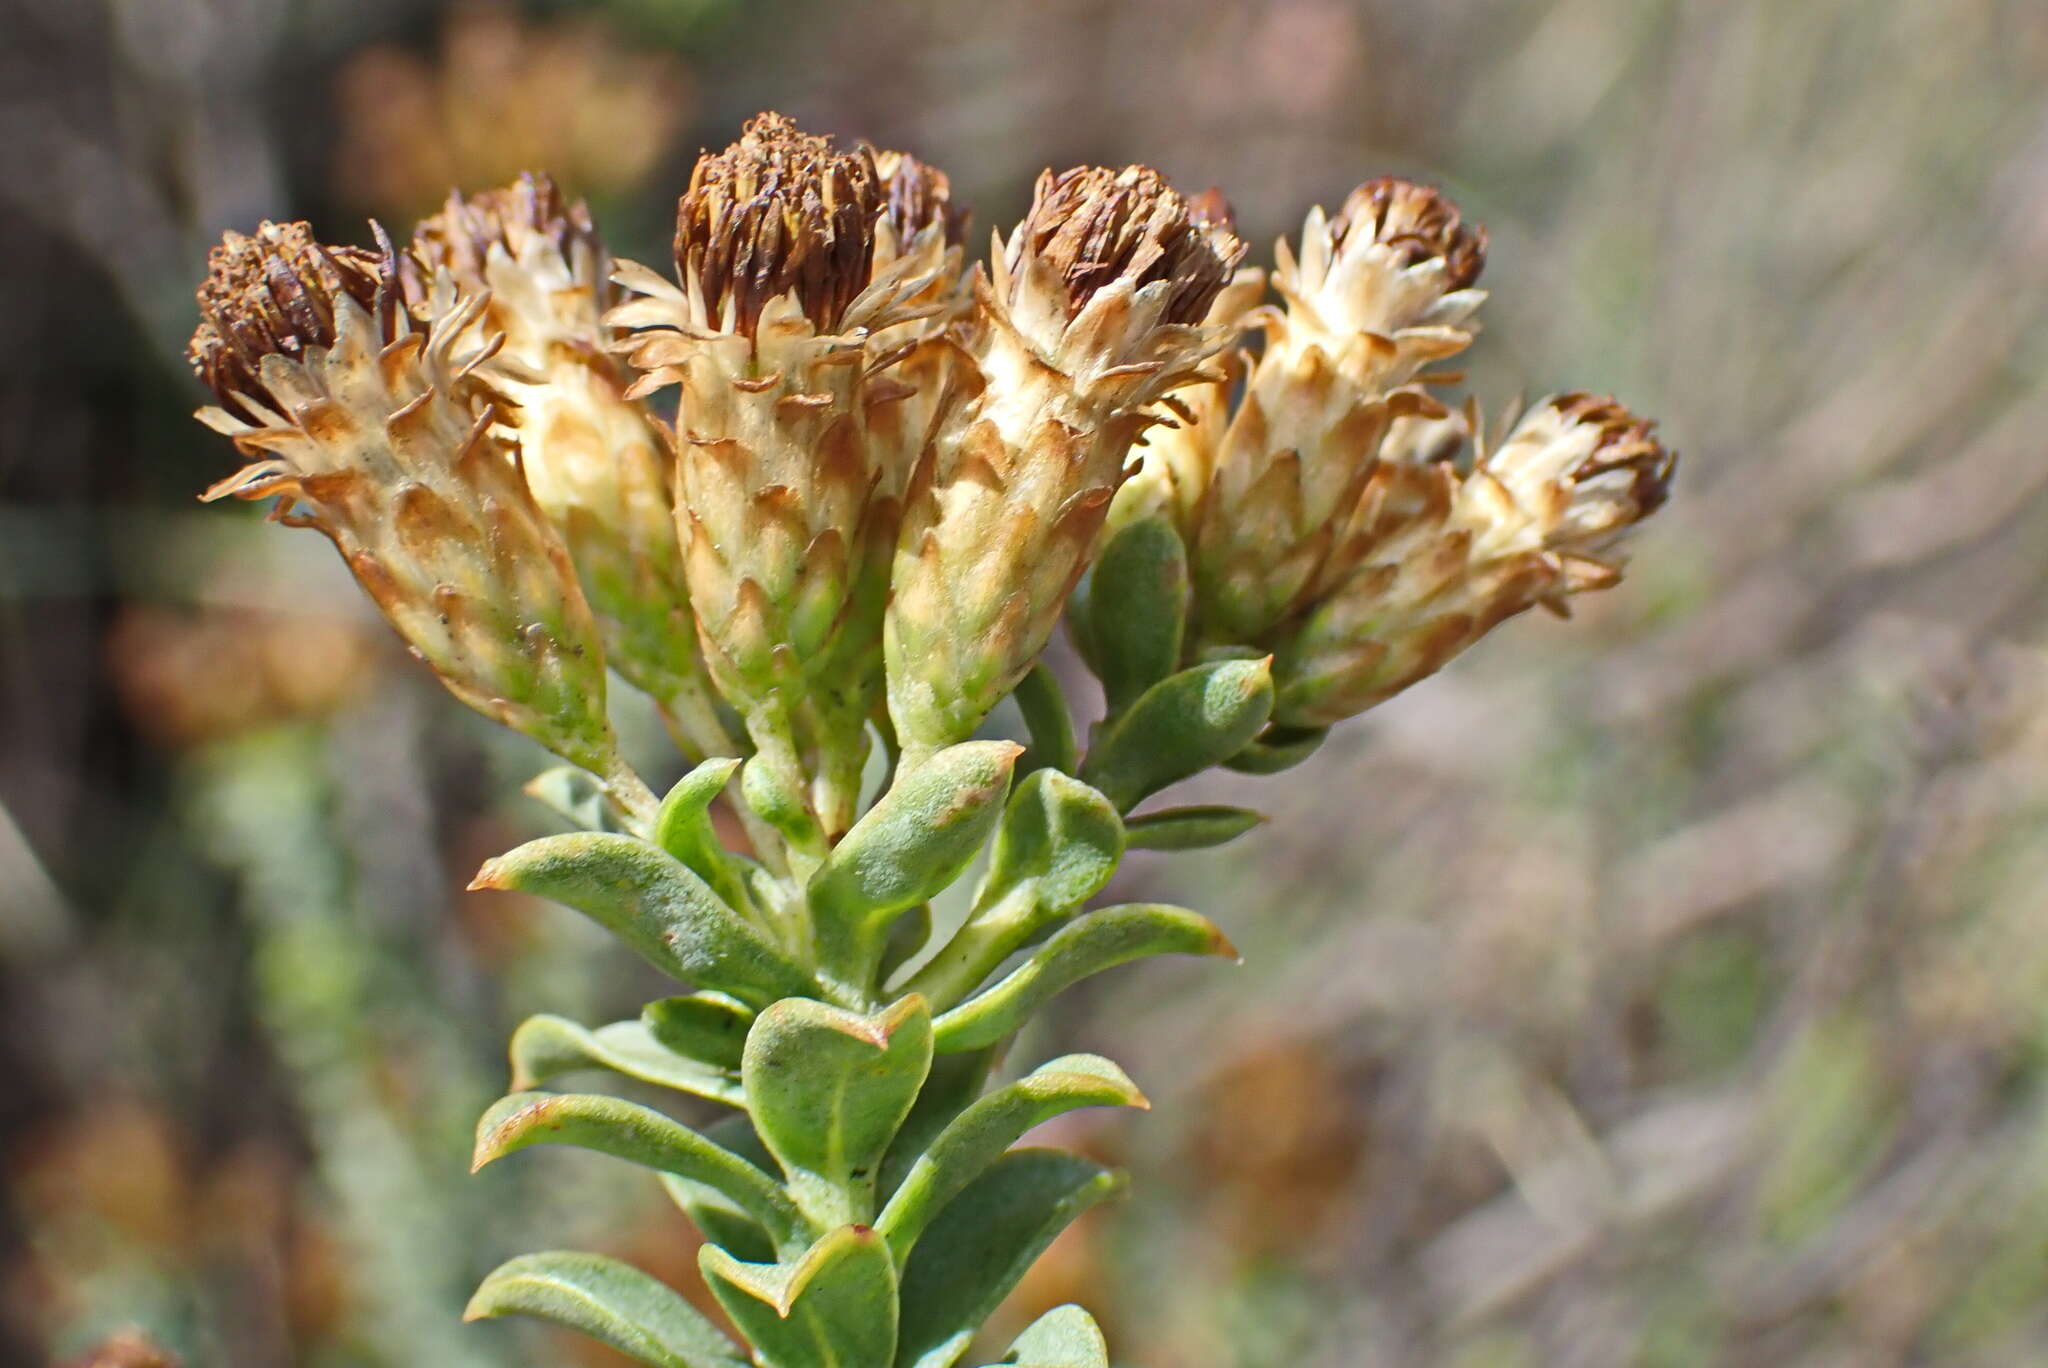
903;771;1124;1009
660;1114;780;1262
1079;516;1190;716
930;904;1235;1053
469;833;815;1007
1078;657;1274;811
742;996;935;1225
1222;724;1328;775
508;1014;743;1105
701;1223;899;1368
875;1054;1146;1262
472;1091;803;1248
996;1305;1111;1367
1012;664;1080;777
809;741;1022;986
652;758;752;911
465;1250;746;1368
643;993;755;1072
1122;805;1268;851
894;1150;1125;1368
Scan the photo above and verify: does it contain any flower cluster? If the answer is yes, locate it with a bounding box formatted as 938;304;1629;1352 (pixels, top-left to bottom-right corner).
187;109;1669;853
185;112;1676;1368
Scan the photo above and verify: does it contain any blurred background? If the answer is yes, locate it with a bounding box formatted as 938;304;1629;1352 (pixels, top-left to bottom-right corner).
4;0;2048;1363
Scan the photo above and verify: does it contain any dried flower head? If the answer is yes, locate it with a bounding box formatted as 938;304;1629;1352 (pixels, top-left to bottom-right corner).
188;220;633;801
1272;393;1675;726
406;174;728;757
189;222;391;422
875;148;966;256
672;112;884;336
884;163;1247;754
1331;177;1486;292
1006;165;1244;329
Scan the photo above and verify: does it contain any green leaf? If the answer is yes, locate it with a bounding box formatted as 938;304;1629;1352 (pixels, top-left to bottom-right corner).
997;1305;1109;1367
1080;517;1189;717
879;903;935;986
644;993;755;1072
1013;663;1079;777
875;1055;1147;1263
930;904;1236;1053
902;772;1123;1010
809;741;1022;986
1122;804;1267;851
744;996;934;1226
1223;723;1328;774
473;1091;802;1248
880;1049;998;1201
465;1250;745;1368
895;1150;1125;1368
1078;658;1274;811
508;1014;743;1106
702;1224;898;1368
653;757;753;911
661;1114;779;1262
470;833;815;1007
524;766;630;833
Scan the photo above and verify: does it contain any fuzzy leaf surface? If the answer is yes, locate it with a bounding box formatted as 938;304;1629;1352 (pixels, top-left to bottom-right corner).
930;904;1235;1053
1079;658;1274;811
644;992;754;1072
465;1250;745;1368
1223;723;1328;774
508;1014;743;1106
994;1305;1110;1367
1013;663;1080;777
744;996;933;1223
701;1224;898;1368
661;1114;779;1262
470;833;814;1007
1082;517;1189;716
652;757;752;911
895;1150;1125;1368
809;741;1021;979
876;1054;1146;1261
473;1091;801;1246
903;771;1123;1010
1122;804;1268;851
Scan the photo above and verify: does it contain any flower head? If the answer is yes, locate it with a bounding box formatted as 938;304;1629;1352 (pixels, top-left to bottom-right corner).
406;174;730;757
188;219;630;794
1272;393;1675;726
1006;164;1243;331
671;112;884;336
189;222;392;422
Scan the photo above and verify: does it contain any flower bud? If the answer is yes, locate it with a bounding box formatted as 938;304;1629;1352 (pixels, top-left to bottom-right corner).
189;221;626;787
886;164;1247;754
407;174;729;757
607;114;945;837
1271;394;1674;726
1188;179;1488;649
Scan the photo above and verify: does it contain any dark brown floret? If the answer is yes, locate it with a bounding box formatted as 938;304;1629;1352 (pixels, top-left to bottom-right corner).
407;171;601;302
1011;165;1248;326
873;149;967;248
187;221;393;420
672;112;884;335
1552;392;1677;514
1331;178;1487;291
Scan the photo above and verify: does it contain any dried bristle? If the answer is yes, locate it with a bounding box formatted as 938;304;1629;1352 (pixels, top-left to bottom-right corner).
1550;392;1677;513
188;221;390;417
874;148;967;247
1331;178;1487;291
673;112;884;335
1013;165;1248;325
410;171;599;290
